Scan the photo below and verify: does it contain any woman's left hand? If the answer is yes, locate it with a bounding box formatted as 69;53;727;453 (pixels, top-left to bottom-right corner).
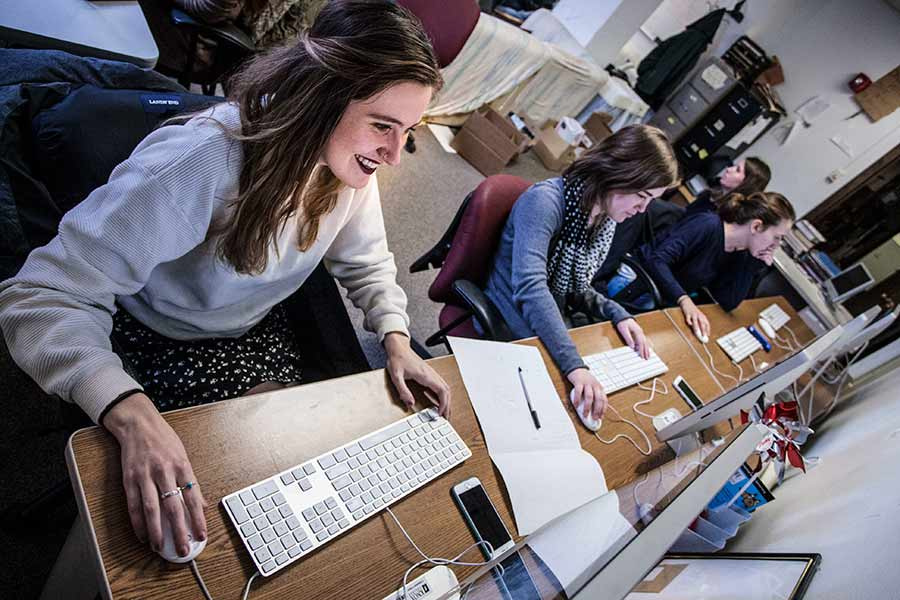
384;332;451;416
616;318;651;359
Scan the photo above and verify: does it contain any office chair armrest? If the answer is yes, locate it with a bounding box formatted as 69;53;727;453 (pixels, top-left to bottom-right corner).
409;192;473;273
452;280;513;341
621;255;663;307
170;8;256;52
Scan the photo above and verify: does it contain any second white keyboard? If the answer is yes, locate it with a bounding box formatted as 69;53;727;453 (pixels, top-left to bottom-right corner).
222;409;471;577
760;304;790;330
583;346;668;394
716;327;763;363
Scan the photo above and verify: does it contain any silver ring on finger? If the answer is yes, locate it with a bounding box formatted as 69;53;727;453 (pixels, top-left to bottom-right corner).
179;481;197;492
159;488;181;500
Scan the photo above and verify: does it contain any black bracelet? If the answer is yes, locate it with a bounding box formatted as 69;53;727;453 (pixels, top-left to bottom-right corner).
98;388;144;427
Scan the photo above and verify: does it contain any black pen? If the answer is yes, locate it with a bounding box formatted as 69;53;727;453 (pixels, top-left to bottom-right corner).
517;367;541;429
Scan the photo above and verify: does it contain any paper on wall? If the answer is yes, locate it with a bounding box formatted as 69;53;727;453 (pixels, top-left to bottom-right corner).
701;64;728;90
795;96;831;125
448;336;608;535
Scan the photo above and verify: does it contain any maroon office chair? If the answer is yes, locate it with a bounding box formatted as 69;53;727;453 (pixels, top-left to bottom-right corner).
411;175;532;349
396;0;480;69
396;0;480;153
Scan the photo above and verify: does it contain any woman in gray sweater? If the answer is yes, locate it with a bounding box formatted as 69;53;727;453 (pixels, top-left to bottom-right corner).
484;125;679;427
0;1;448;559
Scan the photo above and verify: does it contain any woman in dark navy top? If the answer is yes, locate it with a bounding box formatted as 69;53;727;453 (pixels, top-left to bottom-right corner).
627;191;795;338
685;156;771;216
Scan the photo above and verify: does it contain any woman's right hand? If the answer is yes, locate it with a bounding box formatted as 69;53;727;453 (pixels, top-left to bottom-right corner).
567;367;608;421
679;296;710;339
102;392;207;558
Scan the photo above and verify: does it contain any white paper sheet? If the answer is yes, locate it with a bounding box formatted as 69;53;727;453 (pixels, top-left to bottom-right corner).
527;491;636;596
448;337;608;535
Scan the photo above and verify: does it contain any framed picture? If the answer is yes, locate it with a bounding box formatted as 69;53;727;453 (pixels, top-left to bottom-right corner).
625;552;821;600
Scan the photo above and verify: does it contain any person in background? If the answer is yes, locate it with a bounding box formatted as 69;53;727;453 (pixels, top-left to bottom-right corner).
0;0;448;559
176;0;327;48
482;125;680;425
627;191;795;339
685;156;771;216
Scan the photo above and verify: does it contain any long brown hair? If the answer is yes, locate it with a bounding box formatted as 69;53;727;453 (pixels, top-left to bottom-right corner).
718;191;795;227
220;0;442;274
713;156;771;200
563;124;680;213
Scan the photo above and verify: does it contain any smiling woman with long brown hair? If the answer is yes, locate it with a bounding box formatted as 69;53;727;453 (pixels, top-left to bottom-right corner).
0;0;448;559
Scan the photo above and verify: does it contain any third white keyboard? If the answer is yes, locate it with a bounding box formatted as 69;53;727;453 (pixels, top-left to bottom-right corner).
583;346;668;394
716;327;763;363
760;304;790;330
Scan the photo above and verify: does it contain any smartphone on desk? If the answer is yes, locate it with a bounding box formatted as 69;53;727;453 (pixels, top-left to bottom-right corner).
451;477;540;600
673;375;704;411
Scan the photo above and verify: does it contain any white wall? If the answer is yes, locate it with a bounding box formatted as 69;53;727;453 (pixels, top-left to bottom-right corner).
743;0;900;217
616;0;900;218
583;0;664;67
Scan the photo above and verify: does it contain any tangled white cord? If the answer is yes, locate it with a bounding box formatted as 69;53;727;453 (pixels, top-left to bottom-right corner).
385;507;496;600
701;342;741;386
782;324;802;348
750;354;763;374
595;378;670;456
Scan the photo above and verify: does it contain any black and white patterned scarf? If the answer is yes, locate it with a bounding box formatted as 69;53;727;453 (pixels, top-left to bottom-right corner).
547;175;617;296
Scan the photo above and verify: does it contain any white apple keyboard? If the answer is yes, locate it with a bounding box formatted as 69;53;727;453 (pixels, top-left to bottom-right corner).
582;346;669;394
760;304;790;330
222;409;470;576
716;327;763;363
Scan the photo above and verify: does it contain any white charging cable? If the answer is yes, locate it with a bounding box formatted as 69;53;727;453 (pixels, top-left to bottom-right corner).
189;560;214;600
771;331;795;352
594;378;668;456
782;323;802;348
385;507;497;600
700;342;741;387
634;378;669;418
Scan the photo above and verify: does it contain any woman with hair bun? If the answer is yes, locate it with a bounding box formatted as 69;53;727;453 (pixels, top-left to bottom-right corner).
630;191;795;338
0;0;449;557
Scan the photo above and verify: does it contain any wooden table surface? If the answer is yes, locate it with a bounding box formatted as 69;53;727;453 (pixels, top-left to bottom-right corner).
67;297;816;599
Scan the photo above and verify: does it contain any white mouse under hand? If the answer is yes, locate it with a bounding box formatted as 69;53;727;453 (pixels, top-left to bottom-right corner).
569;389;602;432
158;494;206;563
692;325;708;344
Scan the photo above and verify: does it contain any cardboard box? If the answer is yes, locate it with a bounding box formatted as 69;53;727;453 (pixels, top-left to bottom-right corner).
532;119;578;171
451;107;529;175
582;111;614;146
532;112;614;171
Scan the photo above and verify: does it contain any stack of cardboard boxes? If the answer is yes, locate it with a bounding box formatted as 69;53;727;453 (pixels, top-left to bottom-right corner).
451;108;615;175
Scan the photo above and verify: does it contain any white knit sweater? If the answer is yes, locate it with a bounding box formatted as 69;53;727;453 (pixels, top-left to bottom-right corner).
0;103;409;423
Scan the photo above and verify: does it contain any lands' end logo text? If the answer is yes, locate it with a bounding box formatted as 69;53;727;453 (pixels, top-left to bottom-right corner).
148;99;179;105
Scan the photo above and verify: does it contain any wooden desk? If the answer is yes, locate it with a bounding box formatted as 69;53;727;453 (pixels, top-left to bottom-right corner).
664;297;816;391
65;299;812;599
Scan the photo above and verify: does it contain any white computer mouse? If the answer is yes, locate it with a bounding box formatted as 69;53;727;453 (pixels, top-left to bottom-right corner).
758;317;776;339
692;324;709;344
569;389;602;432
158;495;206;563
